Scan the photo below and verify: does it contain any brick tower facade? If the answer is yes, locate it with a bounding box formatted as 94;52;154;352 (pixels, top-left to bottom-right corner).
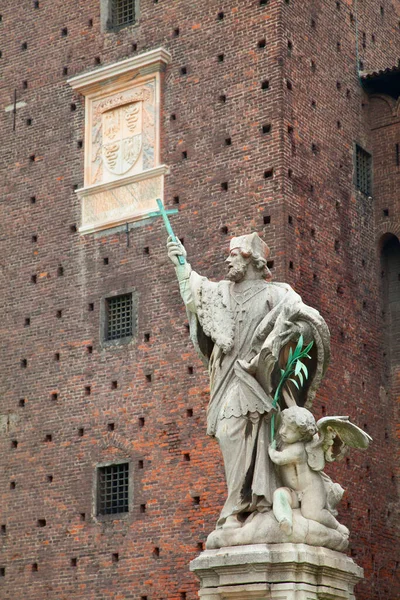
1;1;399;599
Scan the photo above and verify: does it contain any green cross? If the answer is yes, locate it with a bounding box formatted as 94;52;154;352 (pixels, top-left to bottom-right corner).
148;199;185;265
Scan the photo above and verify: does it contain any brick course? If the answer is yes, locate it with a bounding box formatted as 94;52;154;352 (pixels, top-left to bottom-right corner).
0;1;399;599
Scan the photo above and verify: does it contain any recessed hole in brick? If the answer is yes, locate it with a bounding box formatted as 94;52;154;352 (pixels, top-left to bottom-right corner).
173;27;179;36
187;366;194;375
221;181;228;191
225;137;232;146
70;103;76;112
180;66;187;75
71;558;77;567
262;123;271;134
32;563;38;572
220;226;228;234
37;519;46;527
182;150;187;159
30;195;36;204
140;504;146;513
57;265;64;276
186;408;193;417
383;208;389;217
264;169;273;179
258;39;266;49
138;460;144;469
107;423;115;432
61;27;68;36
288;215;293;225
1;525;6;534
88;18;93;27
219;94;226;103
261;79;269;90
263;215;271;224
25;317;31;326
267;260;274;269
45;434;52;442
78;428;84;437
103;257;109;265
21;358;27;368
193;495;200;505
10;481;16;489
132;43;137;51
56;310;62;318
11;440;18;449
29;155;35;162
153;547;160;557
139;417;145;427
289;261;294;270
143;246;150;255
19;398;25;407
112;553;119;563
21;42;27;50
94;56;101;65
47;475;53;482
88;303;94;311
217;11;224;20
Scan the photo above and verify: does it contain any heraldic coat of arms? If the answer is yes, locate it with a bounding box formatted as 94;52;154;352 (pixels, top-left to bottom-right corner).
102;101;142;176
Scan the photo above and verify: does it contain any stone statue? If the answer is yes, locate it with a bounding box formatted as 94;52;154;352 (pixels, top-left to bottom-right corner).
167;232;370;552
269;406;371;537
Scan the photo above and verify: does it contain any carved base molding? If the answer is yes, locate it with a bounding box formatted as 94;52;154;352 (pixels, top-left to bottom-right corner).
190;543;363;600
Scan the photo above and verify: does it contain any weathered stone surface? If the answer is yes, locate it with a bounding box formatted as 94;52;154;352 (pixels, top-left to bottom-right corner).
190;544;363;600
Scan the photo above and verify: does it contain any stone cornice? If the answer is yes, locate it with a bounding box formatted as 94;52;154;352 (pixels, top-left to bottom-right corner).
68;48;172;94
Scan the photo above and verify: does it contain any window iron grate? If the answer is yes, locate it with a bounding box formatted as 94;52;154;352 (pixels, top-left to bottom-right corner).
106;294;133;341
355;145;372;196
111;0;135;28
97;463;129;515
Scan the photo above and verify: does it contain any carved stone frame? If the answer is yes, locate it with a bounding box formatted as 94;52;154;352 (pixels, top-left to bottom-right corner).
68;48;171;234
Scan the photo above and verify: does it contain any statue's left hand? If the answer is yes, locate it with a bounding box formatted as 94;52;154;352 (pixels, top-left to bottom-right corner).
278;320;301;346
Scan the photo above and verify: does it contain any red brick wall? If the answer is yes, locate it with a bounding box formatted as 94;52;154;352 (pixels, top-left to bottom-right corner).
0;1;399;599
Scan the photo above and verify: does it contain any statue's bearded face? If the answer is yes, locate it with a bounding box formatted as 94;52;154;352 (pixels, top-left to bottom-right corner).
226;249;248;282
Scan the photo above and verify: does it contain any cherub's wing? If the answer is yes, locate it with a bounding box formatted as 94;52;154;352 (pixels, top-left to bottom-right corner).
317;416;372;463
305;434;325;471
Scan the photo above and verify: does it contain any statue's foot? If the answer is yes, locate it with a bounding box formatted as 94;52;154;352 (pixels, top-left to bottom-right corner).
222;515;242;530
336;523;350;537
279;518;293;536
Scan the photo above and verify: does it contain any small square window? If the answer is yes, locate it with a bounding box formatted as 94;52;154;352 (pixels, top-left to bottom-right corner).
105;293;134;342
97;462;129;515
110;0;136;29
355;144;372;195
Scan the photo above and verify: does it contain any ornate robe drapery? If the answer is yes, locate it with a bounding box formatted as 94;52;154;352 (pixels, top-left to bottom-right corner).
177;266;330;526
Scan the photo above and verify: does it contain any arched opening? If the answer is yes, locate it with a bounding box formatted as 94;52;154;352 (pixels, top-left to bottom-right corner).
380;234;400;380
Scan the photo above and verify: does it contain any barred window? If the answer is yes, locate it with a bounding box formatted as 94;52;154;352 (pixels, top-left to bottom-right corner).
105;293;133;341
355;144;372;196
111;0;136;29
97;463;129;515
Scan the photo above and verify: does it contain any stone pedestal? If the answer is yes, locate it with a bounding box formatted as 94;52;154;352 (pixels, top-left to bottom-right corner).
190;544;363;600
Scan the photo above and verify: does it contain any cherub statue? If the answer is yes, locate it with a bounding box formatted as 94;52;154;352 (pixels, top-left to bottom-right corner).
268;405;372;538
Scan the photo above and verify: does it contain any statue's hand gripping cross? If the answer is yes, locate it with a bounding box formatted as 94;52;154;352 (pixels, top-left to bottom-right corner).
148;199;185;265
